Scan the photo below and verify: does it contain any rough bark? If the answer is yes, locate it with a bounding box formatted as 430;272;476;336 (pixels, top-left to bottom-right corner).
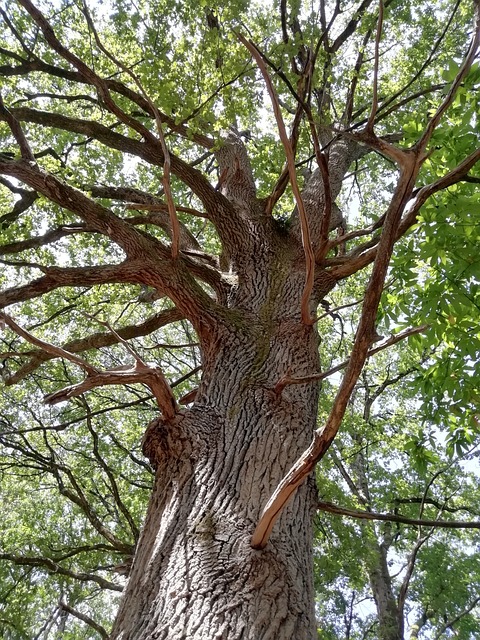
111;220;335;639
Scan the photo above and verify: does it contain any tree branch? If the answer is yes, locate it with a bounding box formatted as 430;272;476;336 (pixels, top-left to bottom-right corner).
1;313;98;375
0;553;122;592
2;313;179;418
252;149;420;548
0;262;142;310
237;33;315;325
59;602;109;640
317;500;480;529
416;1;480;154
0;106;238;252
433;595;480;640
365;1;384;133
274;324;428;393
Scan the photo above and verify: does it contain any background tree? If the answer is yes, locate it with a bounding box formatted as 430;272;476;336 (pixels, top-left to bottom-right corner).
0;0;479;638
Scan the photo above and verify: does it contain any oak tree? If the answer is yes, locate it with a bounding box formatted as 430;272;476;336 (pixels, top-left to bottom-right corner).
1;0;479;638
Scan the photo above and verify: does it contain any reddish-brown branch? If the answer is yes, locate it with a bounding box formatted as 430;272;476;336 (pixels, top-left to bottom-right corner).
366;0;384;132
1;313;98;375
4;307;184;385
1;312;178;418
238;33;315;325
43;363;177;418
274;324;428;394
252;148;419;548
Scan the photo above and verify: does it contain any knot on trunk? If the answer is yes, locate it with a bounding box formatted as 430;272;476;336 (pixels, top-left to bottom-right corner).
142;414;190;469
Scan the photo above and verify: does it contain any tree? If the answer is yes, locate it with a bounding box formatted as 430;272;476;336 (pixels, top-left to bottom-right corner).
0;0;479;638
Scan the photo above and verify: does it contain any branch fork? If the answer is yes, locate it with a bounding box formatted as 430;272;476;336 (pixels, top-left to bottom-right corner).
1;312;178;419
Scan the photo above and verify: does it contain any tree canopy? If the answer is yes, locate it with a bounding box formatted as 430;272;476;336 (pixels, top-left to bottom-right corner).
0;0;479;638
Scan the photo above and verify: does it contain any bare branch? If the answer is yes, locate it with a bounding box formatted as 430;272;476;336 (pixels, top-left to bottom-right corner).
0;553;122;592
0;107;227;217
317;500;480;529
366;1;384;132
0;262;143;310
83;400;140;542
416;2;480;154
274;324;428;394
237;32;315;325
331;0;375;53
59;602;109;639
5;307;184;385
43;363;178;418
433;596;480;640
1;313;98;375
0;51;212;148
0;224;90;255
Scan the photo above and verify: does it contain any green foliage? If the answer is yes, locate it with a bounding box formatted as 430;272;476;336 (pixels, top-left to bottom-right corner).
0;0;479;637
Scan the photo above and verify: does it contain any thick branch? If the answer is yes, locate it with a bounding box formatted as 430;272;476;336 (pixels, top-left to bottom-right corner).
252;149;420;549
0;157;221;325
4;307;184;384
0;51;212;148
1;107;238;248
44;363;177;418
0;262;142;310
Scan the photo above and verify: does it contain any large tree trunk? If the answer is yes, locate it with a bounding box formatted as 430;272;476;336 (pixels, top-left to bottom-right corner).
111;235;332;639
